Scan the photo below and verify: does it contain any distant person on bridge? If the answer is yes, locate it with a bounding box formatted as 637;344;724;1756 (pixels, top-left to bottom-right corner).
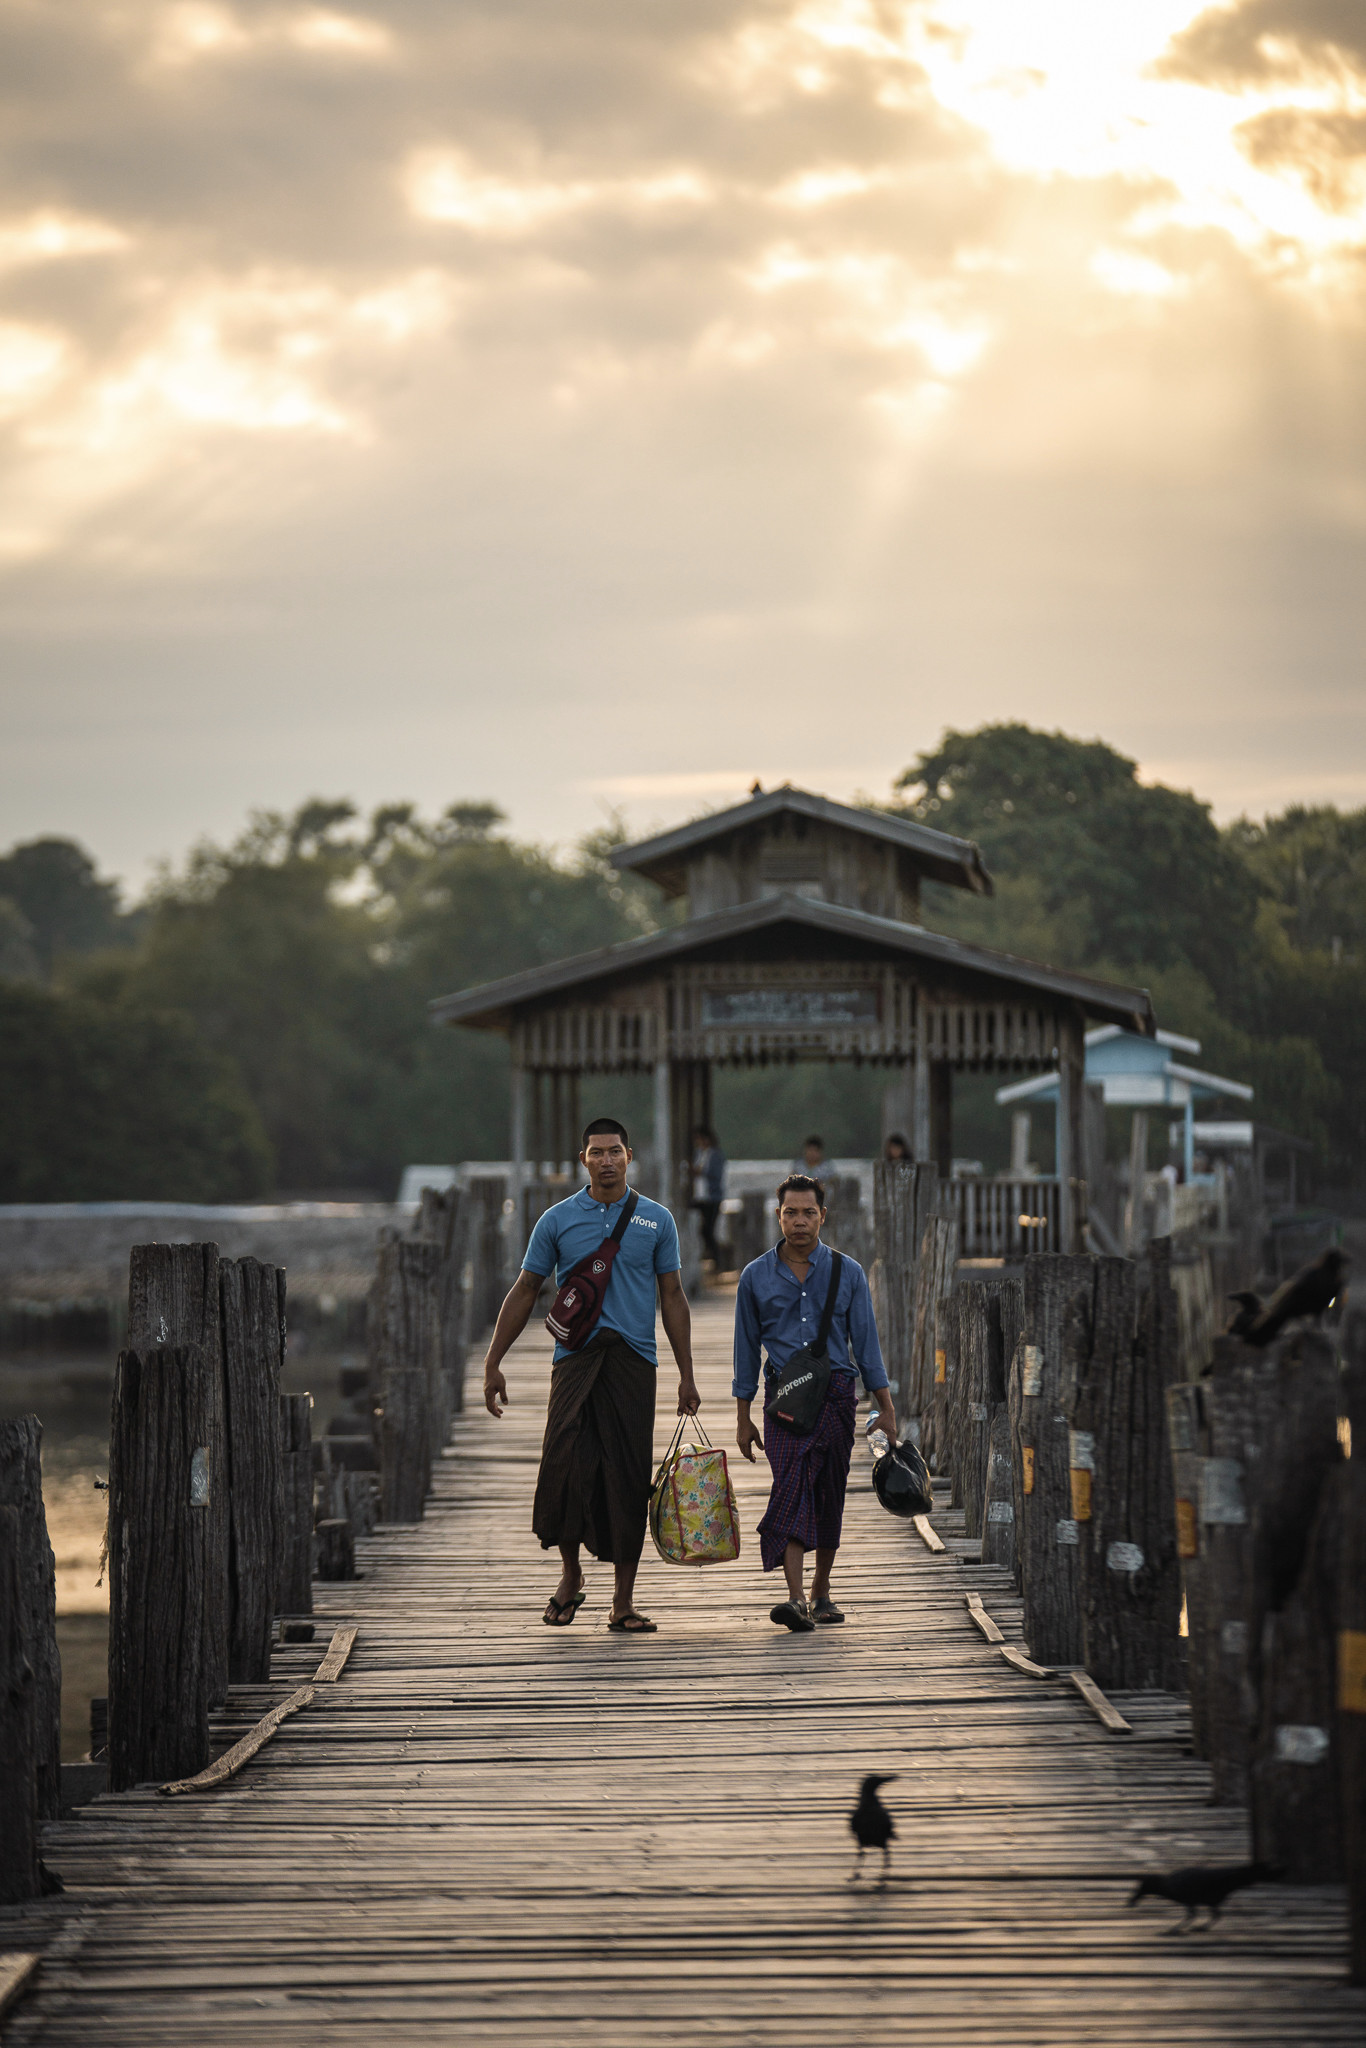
792;1134;826;1176
482;1118;701;1635
690;1124;726;1269
733;1174;897;1631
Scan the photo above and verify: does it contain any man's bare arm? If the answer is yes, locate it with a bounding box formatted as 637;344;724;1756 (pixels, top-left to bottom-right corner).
658;1270;701;1415
483;1270;544;1417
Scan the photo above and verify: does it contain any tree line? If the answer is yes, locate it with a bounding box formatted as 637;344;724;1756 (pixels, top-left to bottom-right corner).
1;725;1361;1203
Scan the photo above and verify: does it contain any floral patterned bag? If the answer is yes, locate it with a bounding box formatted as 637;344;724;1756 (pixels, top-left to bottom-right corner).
649;1417;741;1566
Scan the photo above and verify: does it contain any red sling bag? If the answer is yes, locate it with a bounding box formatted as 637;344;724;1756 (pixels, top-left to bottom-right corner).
544;1189;639;1351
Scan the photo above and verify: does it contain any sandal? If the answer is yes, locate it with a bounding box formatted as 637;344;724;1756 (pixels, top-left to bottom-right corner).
542;1589;586;1627
812;1597;845;1624
769;1599;816;1633
607;1611;657;1633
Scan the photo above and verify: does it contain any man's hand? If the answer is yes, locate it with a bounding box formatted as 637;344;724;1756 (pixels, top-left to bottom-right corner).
737;1416;764;1463
484;1368;508;1419
677;1375;701;1416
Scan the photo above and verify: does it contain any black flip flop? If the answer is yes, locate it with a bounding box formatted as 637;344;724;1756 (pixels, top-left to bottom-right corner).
542;1589;586;1627
608;1611;657;1633
812;1597;845;1624
769;1600;816;1633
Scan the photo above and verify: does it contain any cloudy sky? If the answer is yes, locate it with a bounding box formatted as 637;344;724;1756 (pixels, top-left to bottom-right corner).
2;0;1364;890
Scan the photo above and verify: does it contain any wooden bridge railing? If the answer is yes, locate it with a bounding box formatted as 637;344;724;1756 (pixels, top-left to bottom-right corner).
927;1249;1366;1983
2;1176;1362;1986
0;1173;507;1896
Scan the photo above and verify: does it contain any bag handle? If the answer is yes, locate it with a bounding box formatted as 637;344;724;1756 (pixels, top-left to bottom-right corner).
606;1187;639;1246
814;1250;844;1356
656;1408;714;1470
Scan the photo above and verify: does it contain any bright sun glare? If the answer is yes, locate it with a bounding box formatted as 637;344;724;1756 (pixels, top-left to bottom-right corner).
903;0;1366;270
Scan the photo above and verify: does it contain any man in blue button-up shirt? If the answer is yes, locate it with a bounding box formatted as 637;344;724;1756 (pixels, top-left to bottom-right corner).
734;1174;897;1630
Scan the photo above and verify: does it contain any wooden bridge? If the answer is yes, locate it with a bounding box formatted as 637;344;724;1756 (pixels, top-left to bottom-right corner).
3;1293;1359;2046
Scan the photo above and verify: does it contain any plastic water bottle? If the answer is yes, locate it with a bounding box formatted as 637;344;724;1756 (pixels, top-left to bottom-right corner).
865;1411;890;1461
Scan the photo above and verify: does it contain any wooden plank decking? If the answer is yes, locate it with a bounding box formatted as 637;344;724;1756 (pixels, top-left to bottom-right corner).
3;1292;1361;2045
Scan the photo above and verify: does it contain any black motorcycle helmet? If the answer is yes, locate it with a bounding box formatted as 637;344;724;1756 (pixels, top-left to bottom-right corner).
873;1440;933;1519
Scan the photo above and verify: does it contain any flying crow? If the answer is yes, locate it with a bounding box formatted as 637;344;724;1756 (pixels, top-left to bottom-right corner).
1225;1290;1262;1339
1127;1862;1276;1932
849;1773;897;1885
1245;1248;1350;1347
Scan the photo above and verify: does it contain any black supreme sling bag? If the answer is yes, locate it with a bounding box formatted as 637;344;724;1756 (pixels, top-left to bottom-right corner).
768;1250;844;1435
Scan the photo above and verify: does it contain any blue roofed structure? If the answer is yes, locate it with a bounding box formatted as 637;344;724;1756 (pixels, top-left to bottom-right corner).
995;1026;1253;1180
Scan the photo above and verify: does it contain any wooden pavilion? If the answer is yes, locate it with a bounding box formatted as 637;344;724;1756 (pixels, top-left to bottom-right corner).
430;786;1156;1253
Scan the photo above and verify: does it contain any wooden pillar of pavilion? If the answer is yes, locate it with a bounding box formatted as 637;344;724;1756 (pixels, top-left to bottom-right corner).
930;1062;953;1178
1056;1004;1087;1254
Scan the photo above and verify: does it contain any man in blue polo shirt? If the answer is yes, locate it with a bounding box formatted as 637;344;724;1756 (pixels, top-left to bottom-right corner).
734;1173;897;1630
483;1118;700;1634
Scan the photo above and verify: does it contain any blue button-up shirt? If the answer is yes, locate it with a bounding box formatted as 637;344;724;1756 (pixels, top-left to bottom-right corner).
732;1239;889;1400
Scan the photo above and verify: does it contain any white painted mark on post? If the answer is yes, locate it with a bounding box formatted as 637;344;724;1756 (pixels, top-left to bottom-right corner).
1199;1457;1247;1526
1106;1542;1143;1573
988;1500;1014;1524
1274;1724;1329;1766
190;1446;210;1507
1166;1391;1196;1452
1022;1345;1043;1396
1056;1518;1079;1545
1220;1619;1248;1655
1068;1430;1096;1471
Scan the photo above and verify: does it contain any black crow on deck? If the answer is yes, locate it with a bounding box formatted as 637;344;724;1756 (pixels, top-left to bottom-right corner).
849;1774;897;1885
1127;1862;1276;1932
1245;1248;1350;1346
1225;1291;1262;1339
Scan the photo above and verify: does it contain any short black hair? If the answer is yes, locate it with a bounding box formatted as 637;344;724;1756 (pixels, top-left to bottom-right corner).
803;1135;824;1150
581;1117;630;1151
692;1124;716;1143
777;1173;826;1208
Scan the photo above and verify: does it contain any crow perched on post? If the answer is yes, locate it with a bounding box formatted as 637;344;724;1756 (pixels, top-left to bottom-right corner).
1127;1862;1276;1932
849;1773;897;1884
1225;1290;1262;1339
1245;1248;1350;1347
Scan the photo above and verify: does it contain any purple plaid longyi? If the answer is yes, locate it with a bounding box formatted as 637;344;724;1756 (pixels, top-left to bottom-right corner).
757;1374;859;1572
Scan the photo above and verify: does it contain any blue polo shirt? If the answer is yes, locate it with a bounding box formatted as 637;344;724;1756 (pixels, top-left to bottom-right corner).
523;1184;681;1365
732;1238;889;1400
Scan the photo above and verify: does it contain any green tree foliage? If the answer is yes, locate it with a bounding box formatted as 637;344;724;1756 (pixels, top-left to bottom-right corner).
0;838;128;978
0;982;271;1202
73;800;656;1194
890;726;1362;1182
893;725;1259;992
7;738;1364;1201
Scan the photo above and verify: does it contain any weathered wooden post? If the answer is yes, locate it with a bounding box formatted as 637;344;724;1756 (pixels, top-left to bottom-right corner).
1066;1246;1183;1691
980;1279;1020;1572
315;1518;356;1580
128;1242;229;1705
371;1235;440;1522
277;1394;314;1616
1340;1339;1366;1983
953;1284;1000;1540
107;1347;211;1791
1168;1377;1211;1752
981;1409;1016;1571
912;1209;958;1462
220;1257;286;1684
411;1184;469;1417
1246;1329;1347;1879
0;1418;60;1825
1200;1337;1259;1803
0;1505;40;1901
1199;1330;1341;1807
1010;1253;1093;1666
